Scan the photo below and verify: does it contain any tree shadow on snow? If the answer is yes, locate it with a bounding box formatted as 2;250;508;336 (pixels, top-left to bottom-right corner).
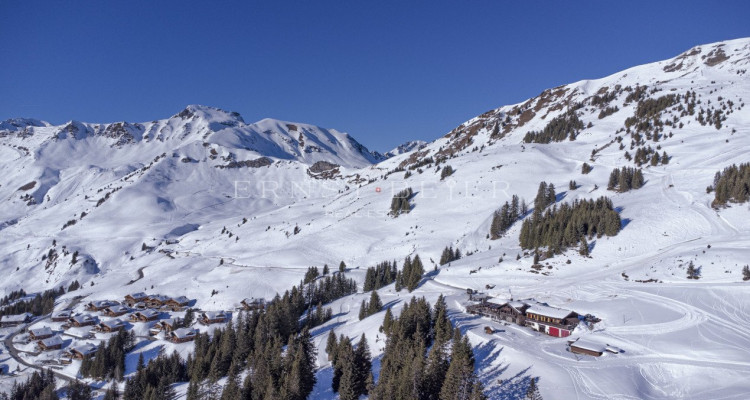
484;366;537;400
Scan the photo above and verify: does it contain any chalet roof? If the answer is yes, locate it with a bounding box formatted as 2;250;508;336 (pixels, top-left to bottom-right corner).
486;297;506;305
526;304;575;320
40;335;63;348
100;319;125;329
170;296;190;304
126;292;148;299
88;300;119;308
30;327;53;337
508;301;530;310
71;343;97;356
570;339;605;353
104;305;130;313
2;312;33;322
148;294;171;302
242;297;264;304
202;311;226;320
71;314;97;324
138;309;159;319
52;310;72;318
171;327;197;340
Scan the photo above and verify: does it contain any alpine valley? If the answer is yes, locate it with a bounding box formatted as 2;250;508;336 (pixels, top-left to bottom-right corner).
2;38;750;399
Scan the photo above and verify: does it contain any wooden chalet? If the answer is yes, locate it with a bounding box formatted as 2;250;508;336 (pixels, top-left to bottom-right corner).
68;343;97;359
524;304;579;338
146;295;171;309
466;298;528;324
85;300;119;312
29;326;54;340
102;305;130;317
51;310;72;322
129;309;160;322
169;328;198;343
68;314;98;328
163;296;191;311
0;312;33;327
240;298;265;311
96;319;126;333
149;317;183;335
568;339;604;357
37;335;63;351
199;311;228;325
124;292;148;307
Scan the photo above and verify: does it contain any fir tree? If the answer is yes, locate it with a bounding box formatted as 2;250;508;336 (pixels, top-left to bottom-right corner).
743;265;750;281
526;378;543;400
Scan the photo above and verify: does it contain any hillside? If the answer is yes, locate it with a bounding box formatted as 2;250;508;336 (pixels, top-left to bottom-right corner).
1;38;750;399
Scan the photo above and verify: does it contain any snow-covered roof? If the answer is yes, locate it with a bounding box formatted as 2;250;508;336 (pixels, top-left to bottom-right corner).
52;310;72;317
105;305;129;313
71;343;97;356
30;326;53;337
126;292;147;299
508;301;529;309
149;294;171;302
71;314;97;323
202;311;226;319
40;335;63;347
2;312;32;322
138;309;159;318
486;297;506;305
170;296;190;304
526;304;575;320
570;339;605;353
88;300;119;308
171;327;197;339
100;319;125;328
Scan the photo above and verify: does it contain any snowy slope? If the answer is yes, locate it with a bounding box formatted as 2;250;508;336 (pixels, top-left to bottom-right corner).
2;38;750;399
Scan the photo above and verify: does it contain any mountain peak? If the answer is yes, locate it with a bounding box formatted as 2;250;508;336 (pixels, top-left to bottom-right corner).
173;104;245;124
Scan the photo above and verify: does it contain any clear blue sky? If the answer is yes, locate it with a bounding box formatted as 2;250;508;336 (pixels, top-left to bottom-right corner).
1;1;748;152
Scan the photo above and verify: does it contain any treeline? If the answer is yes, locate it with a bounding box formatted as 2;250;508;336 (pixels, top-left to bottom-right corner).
363;261;397;292
709;163;750;206
359;291;383;320
395;255;425;292
2;370;58;400
329;333;373;400
520;197;622;255
607;167;644;192
124;272;358;399
80;330;136;381
371;295;487;400
123;351;185;400
523;110;584;143
0;286;65;318
490;194;527;239
0;289;27;307
439;246;462;265
390;188;414;217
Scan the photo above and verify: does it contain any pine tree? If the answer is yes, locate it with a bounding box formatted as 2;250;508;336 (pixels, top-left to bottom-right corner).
326;329;338;360
339;261;347;272
353;334;373;396
743;265;750;281
526;378;543;400
359;299;368;320
368;291;383;315
382;307;394;334
579;236;589;256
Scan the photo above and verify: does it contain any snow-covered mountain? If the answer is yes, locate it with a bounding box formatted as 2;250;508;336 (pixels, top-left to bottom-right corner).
383;140;428;158
2;38;750;399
